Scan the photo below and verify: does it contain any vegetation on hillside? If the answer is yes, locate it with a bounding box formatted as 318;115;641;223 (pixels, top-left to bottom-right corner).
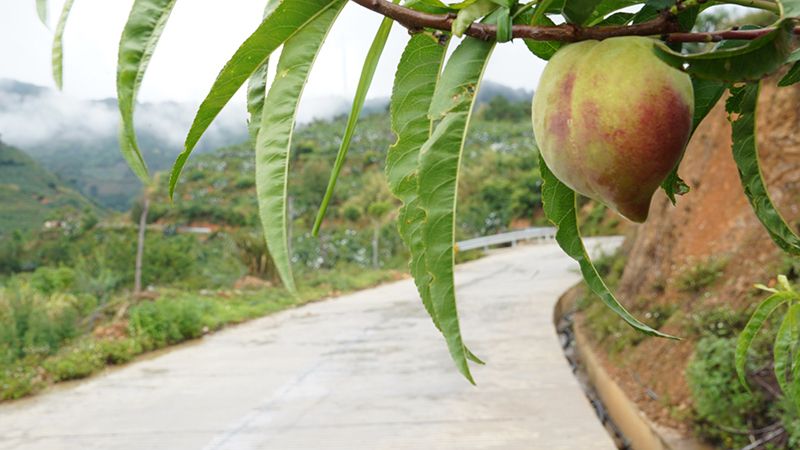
0;140;105;234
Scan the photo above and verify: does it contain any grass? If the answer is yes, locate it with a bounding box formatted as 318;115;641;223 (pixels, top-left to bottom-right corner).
0;266;400;402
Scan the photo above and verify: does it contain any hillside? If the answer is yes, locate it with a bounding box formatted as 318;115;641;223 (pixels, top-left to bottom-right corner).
0;140;104;234
0;79;249;211
575;77;800;447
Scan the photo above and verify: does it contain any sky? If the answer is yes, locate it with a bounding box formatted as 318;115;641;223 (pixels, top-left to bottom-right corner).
0;0;547;105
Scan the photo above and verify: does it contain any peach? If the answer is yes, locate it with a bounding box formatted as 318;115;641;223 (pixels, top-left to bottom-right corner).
532;36;694;223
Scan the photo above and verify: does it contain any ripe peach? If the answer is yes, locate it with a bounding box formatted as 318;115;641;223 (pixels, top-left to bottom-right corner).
532;36;694;223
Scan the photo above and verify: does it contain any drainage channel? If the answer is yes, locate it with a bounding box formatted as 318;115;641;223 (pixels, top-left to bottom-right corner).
557;311;632;450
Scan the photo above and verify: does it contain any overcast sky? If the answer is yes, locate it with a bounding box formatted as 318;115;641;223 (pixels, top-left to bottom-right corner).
1;0;546;104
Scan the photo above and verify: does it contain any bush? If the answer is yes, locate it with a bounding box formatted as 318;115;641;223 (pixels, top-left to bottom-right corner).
30;266;76;296
0;283;81;365
128;299;208;350
686;336;773;447
677;257;728;293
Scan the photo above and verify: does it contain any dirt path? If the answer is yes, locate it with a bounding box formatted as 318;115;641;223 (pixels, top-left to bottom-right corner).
0;238;621;450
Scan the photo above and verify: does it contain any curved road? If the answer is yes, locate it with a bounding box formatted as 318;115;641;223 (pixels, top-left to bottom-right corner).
0;238;621;450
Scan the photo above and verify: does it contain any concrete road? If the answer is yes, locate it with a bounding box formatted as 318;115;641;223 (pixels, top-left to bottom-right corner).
0;238;621;450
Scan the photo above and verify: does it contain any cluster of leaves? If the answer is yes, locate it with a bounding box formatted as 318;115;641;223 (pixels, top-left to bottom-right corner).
33;0;800;382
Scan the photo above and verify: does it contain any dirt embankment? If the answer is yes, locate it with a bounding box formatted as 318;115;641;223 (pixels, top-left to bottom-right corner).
577;78;800;434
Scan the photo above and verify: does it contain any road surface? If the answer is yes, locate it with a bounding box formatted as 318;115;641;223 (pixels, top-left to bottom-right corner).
0;238;622;450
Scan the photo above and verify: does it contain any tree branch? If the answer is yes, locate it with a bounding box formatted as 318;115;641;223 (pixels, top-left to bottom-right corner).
349;0;790;44
349;0;681;42
664;26;800;42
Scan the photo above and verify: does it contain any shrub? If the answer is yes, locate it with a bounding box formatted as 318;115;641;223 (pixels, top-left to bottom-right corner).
128;299;207;350
677;257;728;293
686;336;773;447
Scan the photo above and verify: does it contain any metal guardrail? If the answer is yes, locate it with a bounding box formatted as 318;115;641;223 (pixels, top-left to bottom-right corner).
455;227;558;252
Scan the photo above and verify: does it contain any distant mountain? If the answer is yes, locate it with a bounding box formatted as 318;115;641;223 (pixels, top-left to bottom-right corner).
0;79;251;211
0;78;531;211
0;139;104;234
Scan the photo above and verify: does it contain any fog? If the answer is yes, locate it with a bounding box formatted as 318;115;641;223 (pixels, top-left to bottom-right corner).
0;79;367;152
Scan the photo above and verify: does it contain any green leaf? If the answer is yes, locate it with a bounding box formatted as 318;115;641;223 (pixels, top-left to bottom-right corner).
778;0;800;19
631;0;671;24
773;302;799;398
729;81;800;255
562;0;604;24
117;120;149;183
495;7;512;42
521;9;562;60
418;36;496;383
653;20;794;82
247;63;269;148
661;78;728;204
584;0;642;25
452;0;497;37
51;0;75;90
255;0;346;297
170;0;344;200
313;8;398;235
540;155;678;339
117;0;178;184
37;0;48;26
736;291;797;392
246;0;282;147
386;34;446;332
778;61;800;87
593;11;635;26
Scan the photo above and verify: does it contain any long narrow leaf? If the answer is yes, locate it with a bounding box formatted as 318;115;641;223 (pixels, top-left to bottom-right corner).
774;302;799;398
51;0;76;90
313;9;397;235
37;0;48;26
170;0;344;200
417;36;496;384
247;62;269;147
246;0;283;147
385;34;446;330
661;78;728;204
540;156;677;339
255;0;346;297
117;0;178;184
736;291;797;392
729;81;800;255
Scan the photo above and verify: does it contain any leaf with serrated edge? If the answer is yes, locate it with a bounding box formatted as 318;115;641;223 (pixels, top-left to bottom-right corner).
540;155;678;339
313;5;398;235
736;291;797;392
729;81;800;254
246;0;282;147
418;36;495;383
386;34;446;332
170;0;344;200
255;0;346;297
654;20;794;82
51;0;75;90
661;78;728;204
118;0;178;184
